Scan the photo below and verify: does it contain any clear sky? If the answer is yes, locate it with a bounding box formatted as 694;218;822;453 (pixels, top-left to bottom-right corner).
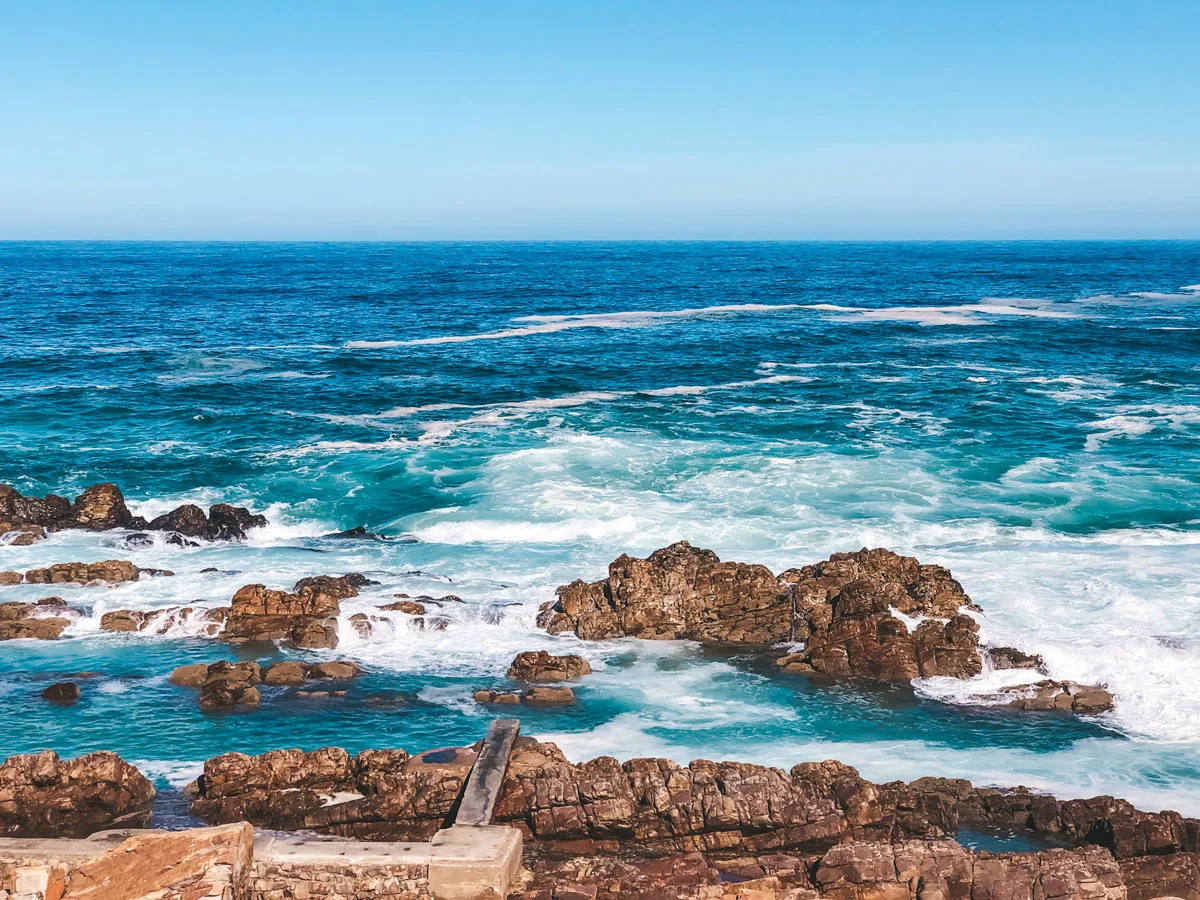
2;1;1198;239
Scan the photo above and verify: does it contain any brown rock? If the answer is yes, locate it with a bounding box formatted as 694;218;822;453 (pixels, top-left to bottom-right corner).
41;681;80;704
69;482;137;530
0;522;46;545
63;822;253;900
475;690;522;705
0;570;21;585
524;686;576;706
147;502;210;537
989;646;1046;671
0;750;154;837
381;599;427;615
198;661;263;710
221;576;353;649
508;650;593;683
263;661;308;685
100;609;148;632
0;600;34;620
168;663;211;686
1006;680;1115;714
307;660;363;681
0;616;70;640
206;503;268;540
23;560;158;586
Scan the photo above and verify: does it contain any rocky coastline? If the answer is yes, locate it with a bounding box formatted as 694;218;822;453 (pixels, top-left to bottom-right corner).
3;739;1198;899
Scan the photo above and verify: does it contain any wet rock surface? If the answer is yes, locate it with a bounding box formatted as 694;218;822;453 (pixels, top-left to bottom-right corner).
0;481;266;540
508;650;593;683
1004;680;1116;713
474;686;577;706
218;573;364;649
99;605;225;635
13;560;171;586
0;750;154;837
41;681;80;704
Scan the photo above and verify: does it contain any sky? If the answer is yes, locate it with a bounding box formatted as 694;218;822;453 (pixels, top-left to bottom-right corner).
1;1;1198;240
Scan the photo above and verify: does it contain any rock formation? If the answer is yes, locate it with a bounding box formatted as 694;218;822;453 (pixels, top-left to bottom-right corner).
0;750;154;837
218;574;365;649
0;523;45;545
507;650;593;683
1004;680;1115;713
0;482;267;540
3;560;171;586
474;686;576;706
41;681;80;704
540;543;1111;708
100;605;226;635
0;601;71;640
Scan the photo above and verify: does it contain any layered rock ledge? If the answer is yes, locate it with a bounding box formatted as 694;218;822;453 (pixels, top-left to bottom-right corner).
0;751;154;837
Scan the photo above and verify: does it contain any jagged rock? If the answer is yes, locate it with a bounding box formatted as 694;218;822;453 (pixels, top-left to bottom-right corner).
207;503;268;540
0;750;154;837
198;661;263;710
0;484;73;529
70;482;138;530
0;522;46;545
220;575;356;649
63;822;254;900
541;540;792;643
989;646;1046;671
327;525;390;540
1005;680;1114;713
349;611;386;638
543;543;982;682
507;650;593;683
0;616;70;640
187;745;475;839
22;560;170;586
147;502;209;537
41;681;80;704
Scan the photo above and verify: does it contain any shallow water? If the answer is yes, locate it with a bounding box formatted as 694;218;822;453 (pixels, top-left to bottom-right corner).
1;241;1199;813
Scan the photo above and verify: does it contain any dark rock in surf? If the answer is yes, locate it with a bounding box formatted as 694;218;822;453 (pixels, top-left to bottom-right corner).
507;650;593;683
41;681;81;704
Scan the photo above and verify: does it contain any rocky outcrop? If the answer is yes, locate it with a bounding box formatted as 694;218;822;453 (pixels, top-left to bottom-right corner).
507;651;593;683
539;543;982;680
0;750;154;837
170;659;363;691
186;745;477;840
15;560;171;586
197;661;263;710
62;822;253;900
218;574;364;649
0;610;70;640
0;523;45;546
0;482;267;540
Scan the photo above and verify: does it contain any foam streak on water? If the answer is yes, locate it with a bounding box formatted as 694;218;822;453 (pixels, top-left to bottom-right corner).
1;241;1199;812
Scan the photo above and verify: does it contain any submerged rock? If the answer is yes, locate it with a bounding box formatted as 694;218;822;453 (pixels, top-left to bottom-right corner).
0;522;46;545
0;749;154;837
473;686;576;706
100;605;224;635
41;681;80;704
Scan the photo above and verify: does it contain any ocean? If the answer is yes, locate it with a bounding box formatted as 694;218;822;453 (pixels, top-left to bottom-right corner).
1;240;1199;820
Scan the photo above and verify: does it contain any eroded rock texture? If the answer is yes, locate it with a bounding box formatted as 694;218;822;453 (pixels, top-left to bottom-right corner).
218;574;364;649
0;750;154;837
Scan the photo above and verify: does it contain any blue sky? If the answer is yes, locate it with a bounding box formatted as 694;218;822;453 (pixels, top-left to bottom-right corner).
2;1;1198;239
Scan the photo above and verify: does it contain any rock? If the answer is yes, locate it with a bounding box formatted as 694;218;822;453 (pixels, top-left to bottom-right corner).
0;750;154;837
147;503;209;537
0;571;21;585
0;522;46;545
381;599;427;615
327;525;390;540
1005;680;1115;714
475;690;522;705
989;646;1046;671
62;822;253;900
195;661;263;710
775;651;816;675
307;660;362;681
100;609;147;632
206;503;268;540
0;484;72;529
22;560;166;586
0;616;70;640
70;482;138;530
220;576;354;649
524;686;576;706
41;681;80;704
349;611;386;638
507;650;593;683
0;601;34;620
263;661;308;685
168;663;211;686
541;540;792;643
541;543;983;682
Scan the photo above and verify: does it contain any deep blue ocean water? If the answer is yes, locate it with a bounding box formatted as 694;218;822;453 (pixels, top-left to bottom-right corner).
1;241;1199;817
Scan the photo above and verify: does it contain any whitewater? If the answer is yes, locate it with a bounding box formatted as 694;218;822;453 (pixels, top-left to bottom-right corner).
1;240;1199;819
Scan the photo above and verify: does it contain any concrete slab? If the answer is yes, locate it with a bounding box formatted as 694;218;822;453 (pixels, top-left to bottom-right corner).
428;825;523;900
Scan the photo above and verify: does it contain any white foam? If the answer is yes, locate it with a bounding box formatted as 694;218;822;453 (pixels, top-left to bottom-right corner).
346;303;802;348
806;301;1080;327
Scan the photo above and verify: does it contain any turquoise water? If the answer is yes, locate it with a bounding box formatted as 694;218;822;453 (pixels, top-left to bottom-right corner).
1;241;1199;813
